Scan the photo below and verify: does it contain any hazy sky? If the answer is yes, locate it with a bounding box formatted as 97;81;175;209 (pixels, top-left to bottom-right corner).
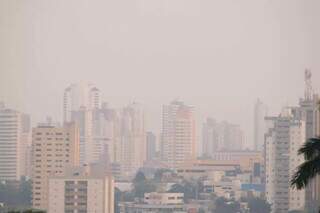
1;0;319;149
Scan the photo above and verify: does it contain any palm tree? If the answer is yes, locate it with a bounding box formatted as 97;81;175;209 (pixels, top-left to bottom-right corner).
291;137;320;189
290;101;320;213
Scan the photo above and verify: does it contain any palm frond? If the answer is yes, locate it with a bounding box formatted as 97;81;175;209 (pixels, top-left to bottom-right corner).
298;138;320;160
291;156;320;189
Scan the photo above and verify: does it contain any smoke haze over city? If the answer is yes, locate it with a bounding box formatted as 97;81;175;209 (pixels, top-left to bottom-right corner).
1;0;320;150
1;1;320;213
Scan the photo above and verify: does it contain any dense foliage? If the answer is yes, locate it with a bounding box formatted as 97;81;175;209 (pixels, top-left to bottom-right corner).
214;197;241;213
0;178;32;209
247;197;271;213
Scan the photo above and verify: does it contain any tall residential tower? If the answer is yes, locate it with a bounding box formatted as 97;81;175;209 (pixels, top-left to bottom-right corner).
202;118;244;157
265;109;306;212
63;83;100;122
0;103;31;181
32;122;80;210
161;100;196;168
254;99;268;151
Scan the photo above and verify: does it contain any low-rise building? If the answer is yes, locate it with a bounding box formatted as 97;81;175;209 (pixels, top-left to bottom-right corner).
48;165;114;213
120;192;186;213
144;192;184;205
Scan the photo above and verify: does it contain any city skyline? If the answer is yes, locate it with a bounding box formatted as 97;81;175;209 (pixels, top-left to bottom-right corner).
1;0;320;150
0;74;317;152
1;1;320;212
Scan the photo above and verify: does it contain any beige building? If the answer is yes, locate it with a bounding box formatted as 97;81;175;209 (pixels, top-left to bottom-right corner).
0;103;31;181
144;192;184;205
202;118;245;154
31;122;80;210
117;103;146;177
161;100;196;168
48;165;114;213
177;159;240;180
120;192;185;213
71;107;93;164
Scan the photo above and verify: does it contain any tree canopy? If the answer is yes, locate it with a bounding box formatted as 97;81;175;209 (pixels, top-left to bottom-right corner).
248;197;271;213
214;197;241;213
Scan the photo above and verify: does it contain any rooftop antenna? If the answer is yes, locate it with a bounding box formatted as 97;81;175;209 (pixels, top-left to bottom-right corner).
304;69;313;101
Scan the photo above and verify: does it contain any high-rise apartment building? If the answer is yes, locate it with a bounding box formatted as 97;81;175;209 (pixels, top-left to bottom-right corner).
220;121;244;151
32;122;80;210
48;165;114;213
265;109;306;212
265;70;320;213
64;83;116;166
297;70;320;212
116;103;146;177
202;118;219;157
63;83;100;122
0;103;31;181
89;102;147;178
63;83;100;165
254;99;268;151
202;118;244;157
161;100;196;168
289;116;307;211
70;103;118;165
146;132;156;160
91;103;117;164
71;107;93;164
20;113;32;179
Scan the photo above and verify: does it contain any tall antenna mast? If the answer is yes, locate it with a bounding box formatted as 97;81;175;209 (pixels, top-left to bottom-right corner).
304;69;313;101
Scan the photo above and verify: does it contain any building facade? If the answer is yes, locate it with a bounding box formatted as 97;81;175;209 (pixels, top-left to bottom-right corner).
161;100;196;168
265;109;306;212
70;107;92;164
254;99;268;151
48;166;114;213
202;118;244;156
0;103;31;181
117;103;146;177
146;132;156;161
120;192;185;213
63;83;100;123
32;122;80;210
202;118;219;157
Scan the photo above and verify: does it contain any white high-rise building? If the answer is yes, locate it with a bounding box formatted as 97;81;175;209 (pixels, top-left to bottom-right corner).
265;70;320;212
0;103;31;181
161;100;196;168
90;102;146;178
297;70;320;212
63;84;117;166
254;99;268;151
265;108;306;213
70;103;117;165
63;83;100;122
